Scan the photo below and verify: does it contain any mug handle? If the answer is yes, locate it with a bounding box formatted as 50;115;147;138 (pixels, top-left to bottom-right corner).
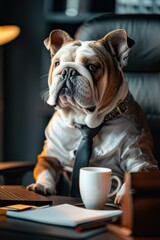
108;175;122;198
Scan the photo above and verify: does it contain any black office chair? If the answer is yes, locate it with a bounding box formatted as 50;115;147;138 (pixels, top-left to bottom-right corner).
75;13;160;168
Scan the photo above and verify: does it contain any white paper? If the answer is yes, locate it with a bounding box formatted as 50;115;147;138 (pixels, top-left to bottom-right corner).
7;203;122;227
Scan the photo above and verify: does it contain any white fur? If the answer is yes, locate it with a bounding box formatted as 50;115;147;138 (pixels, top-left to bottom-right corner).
27;170;56;195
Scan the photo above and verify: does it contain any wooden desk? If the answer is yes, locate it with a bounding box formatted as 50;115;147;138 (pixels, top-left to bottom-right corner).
1;195;159;240
0;195;120;240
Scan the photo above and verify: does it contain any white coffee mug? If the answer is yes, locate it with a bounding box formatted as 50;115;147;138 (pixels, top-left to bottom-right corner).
79;167;121;210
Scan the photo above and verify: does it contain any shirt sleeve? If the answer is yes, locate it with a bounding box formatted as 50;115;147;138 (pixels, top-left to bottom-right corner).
40;111;80;165
119;124;158;172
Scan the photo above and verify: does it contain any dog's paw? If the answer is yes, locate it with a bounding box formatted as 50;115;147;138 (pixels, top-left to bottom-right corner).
114;183;126;205
27;183;56;195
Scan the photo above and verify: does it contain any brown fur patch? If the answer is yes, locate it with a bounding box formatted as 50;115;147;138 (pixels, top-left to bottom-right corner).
89;41;123;110
73;40;81;47
34;153;63;180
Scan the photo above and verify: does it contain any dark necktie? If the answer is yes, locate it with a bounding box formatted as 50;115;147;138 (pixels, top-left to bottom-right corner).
70;123;104;198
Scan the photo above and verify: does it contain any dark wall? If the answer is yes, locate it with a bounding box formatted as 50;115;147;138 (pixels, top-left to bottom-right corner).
1;0;46;162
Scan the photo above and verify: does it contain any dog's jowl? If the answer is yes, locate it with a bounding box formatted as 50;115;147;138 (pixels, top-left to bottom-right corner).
27;29;159;204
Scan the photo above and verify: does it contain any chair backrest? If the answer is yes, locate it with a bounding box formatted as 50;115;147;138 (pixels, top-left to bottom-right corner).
75;14;160;167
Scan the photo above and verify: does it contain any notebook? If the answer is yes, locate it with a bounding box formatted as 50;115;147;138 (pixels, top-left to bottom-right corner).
7;203;122;230
0;185;52;207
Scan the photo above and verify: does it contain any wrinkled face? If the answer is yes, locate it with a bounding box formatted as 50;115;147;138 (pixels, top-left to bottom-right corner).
45;29;134;116
47;40;116;114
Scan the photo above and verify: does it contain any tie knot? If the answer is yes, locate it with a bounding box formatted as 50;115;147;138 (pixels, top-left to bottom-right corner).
75;123;104;139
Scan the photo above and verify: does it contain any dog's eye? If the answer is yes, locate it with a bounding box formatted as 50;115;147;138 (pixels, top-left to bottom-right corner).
88;64;98;72
55;61;60;67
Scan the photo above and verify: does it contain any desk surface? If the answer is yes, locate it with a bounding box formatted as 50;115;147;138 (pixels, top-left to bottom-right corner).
1;195;158;240
0;195;120;240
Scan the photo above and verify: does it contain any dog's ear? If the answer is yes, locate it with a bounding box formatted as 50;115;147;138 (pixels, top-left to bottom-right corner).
44;29;73;55
101;29;135;68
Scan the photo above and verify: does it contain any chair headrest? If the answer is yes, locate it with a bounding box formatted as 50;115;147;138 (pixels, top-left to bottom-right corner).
75;14;160;72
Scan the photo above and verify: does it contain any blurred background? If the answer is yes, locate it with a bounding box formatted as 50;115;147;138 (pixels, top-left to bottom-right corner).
0;0;160;184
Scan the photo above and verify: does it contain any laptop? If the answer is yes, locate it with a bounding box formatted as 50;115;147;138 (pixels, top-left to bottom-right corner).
0;185;52;207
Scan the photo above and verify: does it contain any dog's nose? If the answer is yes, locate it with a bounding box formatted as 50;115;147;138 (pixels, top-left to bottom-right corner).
61;67;78;81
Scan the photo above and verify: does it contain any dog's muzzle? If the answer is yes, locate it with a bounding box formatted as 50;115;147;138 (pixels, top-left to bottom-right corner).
49;66;96;112
60;67;78;97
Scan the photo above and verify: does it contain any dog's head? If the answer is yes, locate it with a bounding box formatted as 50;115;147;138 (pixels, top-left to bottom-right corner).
44;29;134;127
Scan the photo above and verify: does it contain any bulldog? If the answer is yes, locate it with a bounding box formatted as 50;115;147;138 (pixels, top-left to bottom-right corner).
27;29;158;204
